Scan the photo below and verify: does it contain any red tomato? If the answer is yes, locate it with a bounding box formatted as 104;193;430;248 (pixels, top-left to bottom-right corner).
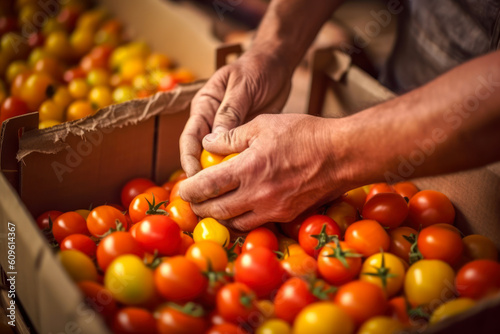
298;215;341;258
344;220;390;257
28;32;45;48
169;180;183;202
176;232;195;255
387;296;410;326
144;186;170;203
408;190;455;229
235;247;286;298
121;178;156;208
274;277;317;323
60;234;97;258
242;227;279;253
362;192;409;229
87;205;128;237
207;323;249;334
389;226;418;263
455;260;500;300
156;304;208;334
393;181;419;200
154;256;207;303
216;282;258;324
166;198;198;232
53;211;90;243
317;241;362;285
77;281;117;319
418;224;463;266
134;215;181;256
279;220;302;241
129;192;167;224
161;180;176;196
366;183;396;202
97;231;144;271
0;96;29;124
35;210;63;230
112;307;158;334
334;280;388;325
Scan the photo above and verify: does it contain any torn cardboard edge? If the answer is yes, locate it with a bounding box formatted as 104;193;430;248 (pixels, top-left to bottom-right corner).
16;81;205;161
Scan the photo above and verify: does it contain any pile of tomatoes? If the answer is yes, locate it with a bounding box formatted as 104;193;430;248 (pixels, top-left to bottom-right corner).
34;150;500;334
0;0;194;129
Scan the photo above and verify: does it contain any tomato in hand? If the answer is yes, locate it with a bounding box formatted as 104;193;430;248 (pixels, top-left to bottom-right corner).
455;259;500;300
408;190;455;229
35;210;63;230
274;277;317;323
298;215;341;258
166;198;198;232
60;234;97;258
417;224;463;266
97;231;144;271
389;226;417;263
242;227;279;253
134;215;181;256
317;241;362;286
78;281;117;319
200;149;225;169
360;251;406;297
156;303;208;334
53;211;90;243
87;205;128;237
112;307;158;334
120;178;156;208
216;282;258;324
362;192;408;229
344;220;390;257
0;96;29;124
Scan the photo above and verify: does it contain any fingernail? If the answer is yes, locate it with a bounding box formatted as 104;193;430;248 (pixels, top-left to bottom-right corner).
213;126;228;134
204;133;218;142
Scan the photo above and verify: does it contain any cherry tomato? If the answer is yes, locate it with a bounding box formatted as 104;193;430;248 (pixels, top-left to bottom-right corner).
39;99;64;122
10;71;32;97
89;85;112;109
274;277;317;323
112;307;158;334
60;234;97;258
360;251;406;297
357;316;404;334
0;96;29;124
298;215;341;258
408;190;455;229
429;298;475;324
389;226;417;263
35;210;63;230
281;251;318;279
365;183;396;203
97;231;144;271
216;282;258;324
169;179;183;202
45;30;72;60
77;281;117;319
334;280;387;325
341;186;369;211
293;302;354;334
64;67;86;83
186;240;228;272
462;234;498;261
393;181;419;200
255;319;291;334
177;232;195;255
317;241;362;285
362;192;408;229
156;304;208;334
154;256;207;302
134;215;181;256
53;211;90;243
86;205;128;237
235;247;285;298
69;78;90;99
193;218;230;247
33;57;63;81
278;215;303;241
166;198;198;232
6;61;29;84
325;200;357;234
67;100;94;121
207;323;249;334
129;192;167;224
121;178;156;208
455;259;500;300
104;255;155;305
59;250;98;282
200;149;225;169
417;224;463;266
242;227;279;253
344;220;390;257
387;296;410;326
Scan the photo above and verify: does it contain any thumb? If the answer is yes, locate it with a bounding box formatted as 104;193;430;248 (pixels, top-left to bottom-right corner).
203;121;257;155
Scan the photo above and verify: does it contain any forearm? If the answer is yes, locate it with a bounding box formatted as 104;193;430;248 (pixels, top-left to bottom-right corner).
336;51;500;187
251;0;343;73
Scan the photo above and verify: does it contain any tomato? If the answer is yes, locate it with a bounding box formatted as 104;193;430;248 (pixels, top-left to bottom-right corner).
186;240;228;272
89;85;113;109
317;241;362;285
6;61;29;84
365;183;396;203
77;281;117;319
33;57;63;81
59;250;98;282
60;234;97;258
154;256;207;302
129;192;167;224
70;28;94;57
166;198;198;232
121;178;156;208
10;71;31;98
293;302;354;334
235;247;285;298
393;181;419;200
53;211;90;243
157;304;208;334
255;319;291;334
404;260;455;308
408;190;455;229
177;232;195;255
341;186;368;211
221;153;239;162
278;217;302;241
462;234;498;261
387;296;410;326
172;68;195;83
325;200;357;234
344;220;390;257
417;224;463;266
169;179;184;202
52;86;73;109
113;85;136;102
35;210;63;230
242;227;279;253
281;251;318;279
97;231;144;271
216;282;258;324
67;100;94;121
45;30;72;60
69;78;90;99
104;255;155;305
357;316;404;334
112;307;158;334
157;74;177;92
360;251;405;297
200;149;225;169
429;298;475;324
87;205;128;237
207;323;248;334
64;67;86;83
388;226;417;263
146;53;171;70
455;259;500;300
298;215;341;258
362;193;408;229
334;280;387;325
274;277;317;323
39;100;64;122
80;53;107;72
38;120;61;129
0;96;29;124
87;68;110;87
193;218;230;247
134;215;181;256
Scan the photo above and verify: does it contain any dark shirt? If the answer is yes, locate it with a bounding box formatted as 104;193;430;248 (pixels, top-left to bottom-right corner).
380;0;500;93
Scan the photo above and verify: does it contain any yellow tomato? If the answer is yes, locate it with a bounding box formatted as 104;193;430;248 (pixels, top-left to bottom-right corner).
59;250;98;282
293;302;354;334
52;86;73;109
200;149;225;169
6;61;29;83
87;68;110;87
146;53;171;70
193;218;230;247
67;100;94;121
70;28;95;57
360;252;406;297
257;300;275;320
1;32;29;61
120;57;146;81
20;73;55;111
341;186;367;211
256;318;291;334
429;298;475;324
325;200;357;234
28;48;50;67
76;8;108;32
222;153;239;162
44;30;72;60
69;78;90;99
41;17;65;35
88;85;112;109
112;85;135;103
39;120;61;129
39;100;64;122
75;209;91;220
357;316;404;334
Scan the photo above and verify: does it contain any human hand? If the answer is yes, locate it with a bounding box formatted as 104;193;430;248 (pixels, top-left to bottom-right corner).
180;49;293;177
179;113;352;231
